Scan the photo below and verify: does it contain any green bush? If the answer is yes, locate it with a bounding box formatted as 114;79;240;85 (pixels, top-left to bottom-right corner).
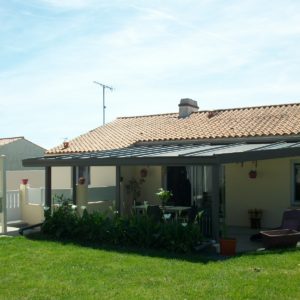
42;205;204;253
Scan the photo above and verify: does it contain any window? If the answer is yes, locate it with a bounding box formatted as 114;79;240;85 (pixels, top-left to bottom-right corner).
293;164;300;204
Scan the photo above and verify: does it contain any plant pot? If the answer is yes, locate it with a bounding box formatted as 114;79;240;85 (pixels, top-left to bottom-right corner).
78;177;85;184
250;217;261;229
22;179;28;185
220;238;237;256
140;168;148;178
248;170;257;179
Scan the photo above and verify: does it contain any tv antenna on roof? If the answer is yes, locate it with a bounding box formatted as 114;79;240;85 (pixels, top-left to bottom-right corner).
93;81;113;125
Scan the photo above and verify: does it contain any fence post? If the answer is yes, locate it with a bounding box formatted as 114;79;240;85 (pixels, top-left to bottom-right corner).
19;183;28;223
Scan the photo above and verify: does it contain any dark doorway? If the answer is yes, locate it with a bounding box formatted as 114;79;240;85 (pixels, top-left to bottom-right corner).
167;166;191;206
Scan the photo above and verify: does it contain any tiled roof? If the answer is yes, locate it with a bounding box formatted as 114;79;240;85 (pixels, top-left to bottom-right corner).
47;103;300;154
0;136;24;147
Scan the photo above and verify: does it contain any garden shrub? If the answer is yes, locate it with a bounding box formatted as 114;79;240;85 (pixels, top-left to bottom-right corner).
42;204;204;253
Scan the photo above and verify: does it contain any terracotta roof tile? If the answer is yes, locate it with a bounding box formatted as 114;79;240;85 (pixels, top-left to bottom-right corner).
47;103;300;154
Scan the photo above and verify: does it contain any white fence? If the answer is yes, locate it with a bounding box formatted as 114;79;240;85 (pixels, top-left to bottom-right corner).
6;186;116;223
6;190;21;222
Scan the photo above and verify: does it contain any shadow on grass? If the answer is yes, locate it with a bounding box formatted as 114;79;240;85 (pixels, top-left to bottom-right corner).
25;231;299;264
25;232;230;264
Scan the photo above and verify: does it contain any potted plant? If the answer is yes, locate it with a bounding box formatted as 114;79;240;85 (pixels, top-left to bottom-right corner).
78;177;85;184
219;222;237;256
21;178;29;185
248;170;257;179
156;188;173;206
248;208;263;229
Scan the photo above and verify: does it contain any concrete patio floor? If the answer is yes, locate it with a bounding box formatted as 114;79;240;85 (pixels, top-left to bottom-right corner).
227;226;264;253
0;226;21;237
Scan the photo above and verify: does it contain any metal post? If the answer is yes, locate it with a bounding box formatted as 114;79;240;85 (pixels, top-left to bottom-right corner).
103;86;105;125
72;166;77;205
45;166;52;209
93;81;113;125
115;166;121;214
211;164;220;241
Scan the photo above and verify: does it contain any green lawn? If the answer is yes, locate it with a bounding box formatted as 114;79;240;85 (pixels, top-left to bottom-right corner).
0;235;300;299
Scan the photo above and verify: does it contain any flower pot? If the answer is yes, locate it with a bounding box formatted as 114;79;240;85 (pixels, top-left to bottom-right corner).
78;177;85;184
22;179;28;185
248;170;257;179
220;238;237;256
140;168;148;178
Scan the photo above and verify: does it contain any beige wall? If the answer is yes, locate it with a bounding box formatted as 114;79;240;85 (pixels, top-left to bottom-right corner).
140;166;163;204
90;166;116;187
51;166;116;188
120;166;162;215
6;170;45;190
225;157;300;228
52;167;72;188
20;185;44;225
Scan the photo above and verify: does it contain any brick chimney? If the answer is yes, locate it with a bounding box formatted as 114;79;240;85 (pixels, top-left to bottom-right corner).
178;98;199;118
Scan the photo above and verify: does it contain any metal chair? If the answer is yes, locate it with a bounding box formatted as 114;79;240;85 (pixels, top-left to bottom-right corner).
147;205;163;222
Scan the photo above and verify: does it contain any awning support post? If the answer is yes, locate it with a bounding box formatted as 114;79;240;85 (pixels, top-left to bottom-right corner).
72;166;77;205
211;164;220;241
116;166;121;214
45;166;52;208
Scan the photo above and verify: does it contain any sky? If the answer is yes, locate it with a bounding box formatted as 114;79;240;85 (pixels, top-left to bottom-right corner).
1;0;300;149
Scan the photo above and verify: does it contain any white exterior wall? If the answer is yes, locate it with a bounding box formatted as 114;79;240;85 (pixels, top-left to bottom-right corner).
0;139;45;171
225;157;300;228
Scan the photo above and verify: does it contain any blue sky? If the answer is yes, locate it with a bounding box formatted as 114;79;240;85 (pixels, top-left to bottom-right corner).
1;0;300;149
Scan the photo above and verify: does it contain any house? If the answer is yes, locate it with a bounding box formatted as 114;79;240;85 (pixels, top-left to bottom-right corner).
0;137;45;189
0;137;45;233
23;99;300;240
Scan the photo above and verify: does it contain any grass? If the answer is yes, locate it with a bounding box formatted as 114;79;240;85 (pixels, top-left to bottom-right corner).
0;235;300;299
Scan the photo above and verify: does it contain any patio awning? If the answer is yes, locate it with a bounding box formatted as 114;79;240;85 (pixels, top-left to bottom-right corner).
23;141;300;167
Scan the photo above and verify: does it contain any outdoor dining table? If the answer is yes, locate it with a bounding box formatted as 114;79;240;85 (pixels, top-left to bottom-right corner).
160;206;191;220
132;204;192;220
132;204;148;214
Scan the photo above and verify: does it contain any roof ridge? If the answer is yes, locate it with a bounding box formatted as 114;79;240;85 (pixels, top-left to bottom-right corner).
208;102;300;112
116;102;300;120
0;136;24;140
117;112;178;119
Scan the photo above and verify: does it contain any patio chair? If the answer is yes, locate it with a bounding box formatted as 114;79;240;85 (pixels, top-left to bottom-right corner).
147;205;164;222
250;209;300;246
277;209;300;230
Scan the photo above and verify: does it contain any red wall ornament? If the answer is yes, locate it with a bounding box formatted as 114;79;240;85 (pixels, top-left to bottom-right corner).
140;168;148;178
248;170;257;179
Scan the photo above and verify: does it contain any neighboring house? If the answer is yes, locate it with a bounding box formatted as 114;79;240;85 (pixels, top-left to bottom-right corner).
0;137;45;189
23;99;300;240
0;137;45;233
